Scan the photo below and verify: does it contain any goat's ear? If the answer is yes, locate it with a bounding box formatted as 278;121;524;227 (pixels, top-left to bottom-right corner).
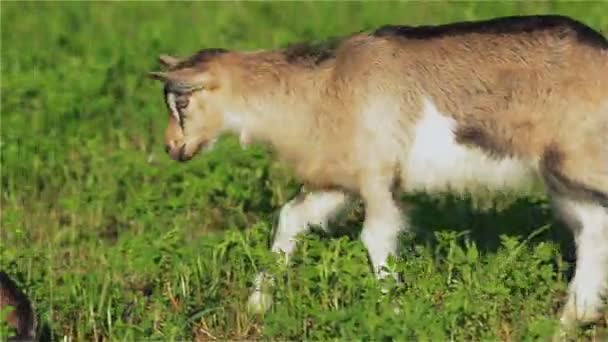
147;68;215;92
147;71;170;81
158;54;182;67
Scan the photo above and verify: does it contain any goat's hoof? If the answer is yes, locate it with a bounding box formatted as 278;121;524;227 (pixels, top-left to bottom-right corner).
247;289;273;314
554;303;604;341
559;302;602;327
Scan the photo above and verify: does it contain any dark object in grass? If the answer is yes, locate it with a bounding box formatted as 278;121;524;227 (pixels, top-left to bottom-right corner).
0;272;37;341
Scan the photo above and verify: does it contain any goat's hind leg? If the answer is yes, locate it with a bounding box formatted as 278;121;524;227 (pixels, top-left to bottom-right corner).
543;146;608;327
552;196;608;326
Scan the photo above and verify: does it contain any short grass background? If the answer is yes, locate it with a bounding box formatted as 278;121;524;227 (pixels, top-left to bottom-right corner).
2;1;608;341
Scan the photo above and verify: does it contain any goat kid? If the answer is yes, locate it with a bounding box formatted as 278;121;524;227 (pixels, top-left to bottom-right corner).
148;15;608;327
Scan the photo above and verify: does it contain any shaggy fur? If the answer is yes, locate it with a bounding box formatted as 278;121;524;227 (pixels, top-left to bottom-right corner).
148;15;608;327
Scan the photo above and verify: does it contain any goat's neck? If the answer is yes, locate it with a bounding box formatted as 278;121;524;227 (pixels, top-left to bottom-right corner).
226;66;330;159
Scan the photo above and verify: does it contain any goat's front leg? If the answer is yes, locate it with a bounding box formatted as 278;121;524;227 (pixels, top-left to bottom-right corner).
248;189;351;313
360;176;406;280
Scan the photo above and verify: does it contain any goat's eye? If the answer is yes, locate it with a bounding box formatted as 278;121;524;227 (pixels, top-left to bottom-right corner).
175;95;189;109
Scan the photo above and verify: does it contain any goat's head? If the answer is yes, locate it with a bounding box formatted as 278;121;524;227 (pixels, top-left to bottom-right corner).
148;49;230;162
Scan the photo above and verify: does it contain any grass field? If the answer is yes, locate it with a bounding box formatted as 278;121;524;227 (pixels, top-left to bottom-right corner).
2;1;608;341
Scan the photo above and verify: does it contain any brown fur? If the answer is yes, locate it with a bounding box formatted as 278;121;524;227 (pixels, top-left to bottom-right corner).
0;272;36;341
152;16;607;193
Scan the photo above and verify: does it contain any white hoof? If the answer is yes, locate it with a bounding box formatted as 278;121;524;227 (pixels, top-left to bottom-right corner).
247;289;273;314
559;295;603;327
247;272;275;314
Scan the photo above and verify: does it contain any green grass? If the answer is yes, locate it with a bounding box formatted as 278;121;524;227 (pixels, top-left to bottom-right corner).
1;1;607;341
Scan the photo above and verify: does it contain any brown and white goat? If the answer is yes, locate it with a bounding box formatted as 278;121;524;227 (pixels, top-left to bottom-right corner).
148;15;608;327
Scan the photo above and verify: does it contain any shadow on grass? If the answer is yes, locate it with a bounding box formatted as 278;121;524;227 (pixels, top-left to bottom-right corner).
331;192;576;269
37;323;59;342
405;193;575;260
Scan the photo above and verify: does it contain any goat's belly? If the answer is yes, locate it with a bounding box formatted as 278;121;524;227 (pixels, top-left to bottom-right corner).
401;98;539;194
403;146;538;194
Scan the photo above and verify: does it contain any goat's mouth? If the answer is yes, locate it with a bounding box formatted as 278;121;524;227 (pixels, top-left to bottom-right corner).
169;144;191;162
167;141;210;162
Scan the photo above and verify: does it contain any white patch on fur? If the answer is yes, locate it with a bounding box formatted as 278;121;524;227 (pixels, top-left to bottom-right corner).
357;96;404;168
166;93;180;122
271;191;348;256
223;111;244;132
557;198;608;324
224;111;252;149
404;98;537;194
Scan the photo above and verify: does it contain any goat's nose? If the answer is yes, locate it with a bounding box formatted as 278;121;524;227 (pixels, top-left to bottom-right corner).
165;140;178;154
